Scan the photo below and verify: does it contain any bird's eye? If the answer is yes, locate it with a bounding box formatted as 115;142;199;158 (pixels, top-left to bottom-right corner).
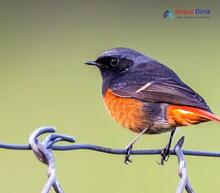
110;58;119;67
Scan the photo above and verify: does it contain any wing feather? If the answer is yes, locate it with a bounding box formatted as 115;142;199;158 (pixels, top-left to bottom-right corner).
111;80;211;112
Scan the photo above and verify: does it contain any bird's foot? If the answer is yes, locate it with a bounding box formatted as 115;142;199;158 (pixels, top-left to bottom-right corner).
160;145;171;165
124;144;133;164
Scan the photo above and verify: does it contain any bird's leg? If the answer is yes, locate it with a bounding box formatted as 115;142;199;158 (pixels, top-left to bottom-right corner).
160;129;176;165
124;127;149;164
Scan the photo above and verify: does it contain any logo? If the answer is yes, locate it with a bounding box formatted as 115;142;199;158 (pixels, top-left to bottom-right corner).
163;10;173;19
163;8;211;19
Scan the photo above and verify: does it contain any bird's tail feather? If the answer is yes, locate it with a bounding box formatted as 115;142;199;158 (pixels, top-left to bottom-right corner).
177;106;220;123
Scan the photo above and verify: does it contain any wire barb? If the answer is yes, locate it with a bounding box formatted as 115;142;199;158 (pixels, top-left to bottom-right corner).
28;127;75;193
174;137;194;193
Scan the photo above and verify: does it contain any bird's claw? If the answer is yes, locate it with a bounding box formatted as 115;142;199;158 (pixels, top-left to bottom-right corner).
160;145;171;165
124;144;133;164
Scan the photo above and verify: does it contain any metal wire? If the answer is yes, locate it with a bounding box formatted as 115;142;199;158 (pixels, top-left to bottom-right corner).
0;127;219;193
28;127;75;193
1;139;220;157
174;137;194;193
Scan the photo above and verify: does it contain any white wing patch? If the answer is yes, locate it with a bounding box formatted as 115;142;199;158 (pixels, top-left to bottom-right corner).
135;82;153;93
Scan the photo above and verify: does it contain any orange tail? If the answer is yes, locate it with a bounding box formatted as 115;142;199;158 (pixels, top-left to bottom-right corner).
168;105;220;126
180;106;220;123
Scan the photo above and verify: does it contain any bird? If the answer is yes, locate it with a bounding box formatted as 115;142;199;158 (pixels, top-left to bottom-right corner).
85;47;220;164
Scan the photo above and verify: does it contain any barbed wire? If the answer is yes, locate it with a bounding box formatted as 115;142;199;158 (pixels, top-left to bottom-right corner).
1;127;219;193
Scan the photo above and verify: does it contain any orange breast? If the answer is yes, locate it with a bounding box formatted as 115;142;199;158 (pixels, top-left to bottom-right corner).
104;89;144;132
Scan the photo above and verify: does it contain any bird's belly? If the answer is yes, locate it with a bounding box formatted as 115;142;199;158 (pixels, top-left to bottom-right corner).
104;89;146;132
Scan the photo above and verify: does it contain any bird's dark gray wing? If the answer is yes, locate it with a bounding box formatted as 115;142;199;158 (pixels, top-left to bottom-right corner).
111;79;211;112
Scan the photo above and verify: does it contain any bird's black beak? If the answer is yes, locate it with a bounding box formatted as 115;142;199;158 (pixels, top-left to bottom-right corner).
85;61;101;67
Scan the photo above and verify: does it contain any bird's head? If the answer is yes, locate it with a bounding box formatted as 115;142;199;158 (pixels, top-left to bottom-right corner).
85;47;152;81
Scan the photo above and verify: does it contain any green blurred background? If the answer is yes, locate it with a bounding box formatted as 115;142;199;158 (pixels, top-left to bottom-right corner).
0;0;220;192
